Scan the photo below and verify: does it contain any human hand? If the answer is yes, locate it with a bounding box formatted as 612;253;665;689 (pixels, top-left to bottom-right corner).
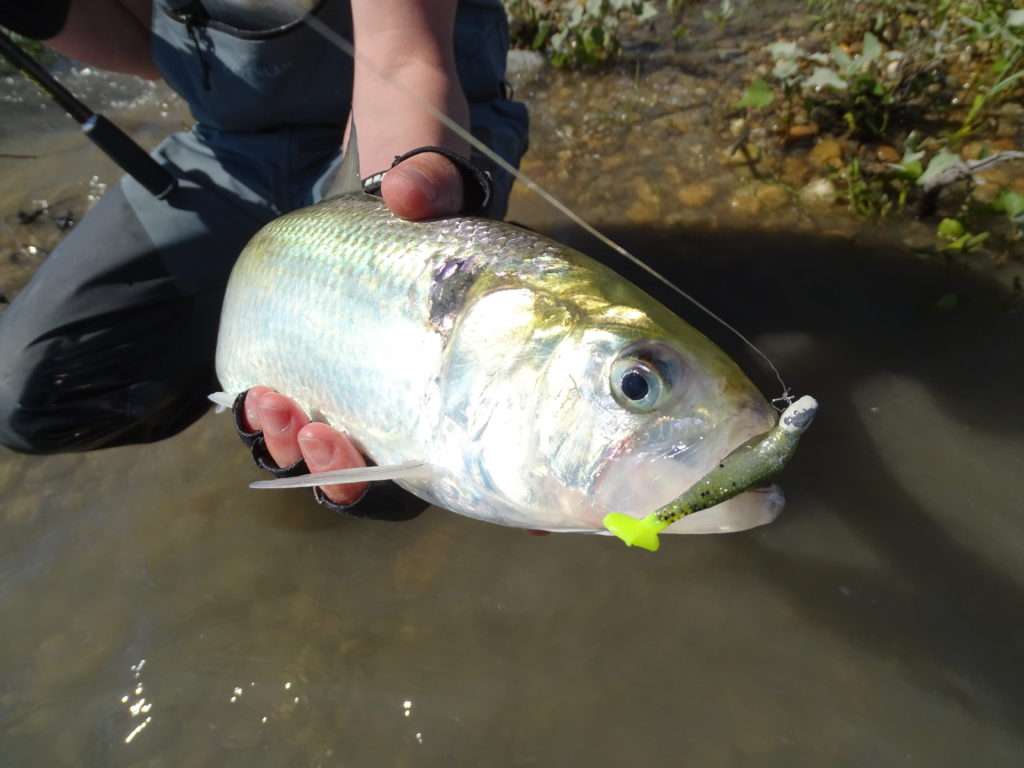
240;386;368;507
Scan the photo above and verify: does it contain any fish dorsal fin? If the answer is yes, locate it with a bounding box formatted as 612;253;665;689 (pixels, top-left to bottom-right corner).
250;461;429;489
326;120;363;198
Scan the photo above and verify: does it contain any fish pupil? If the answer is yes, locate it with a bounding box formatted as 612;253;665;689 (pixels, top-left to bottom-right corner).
621;370;649;401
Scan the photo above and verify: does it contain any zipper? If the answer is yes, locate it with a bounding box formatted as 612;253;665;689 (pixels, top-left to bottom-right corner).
176;2;213;91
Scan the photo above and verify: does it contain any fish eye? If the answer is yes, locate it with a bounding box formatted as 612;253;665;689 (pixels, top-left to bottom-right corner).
609;343;682;414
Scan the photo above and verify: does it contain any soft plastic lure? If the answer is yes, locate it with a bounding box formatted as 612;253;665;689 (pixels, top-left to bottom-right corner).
604;396;818;551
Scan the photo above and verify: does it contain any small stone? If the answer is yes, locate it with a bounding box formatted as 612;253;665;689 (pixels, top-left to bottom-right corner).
876;145;900;163
729;117;747;137
788;123;819;140
755;183;790;211
808;138;844;170
631;177;660;208
626;200;658;224
505;50;546;83
781;155;811;186
799;178;837;208
676;182;716;208
728;187;762;217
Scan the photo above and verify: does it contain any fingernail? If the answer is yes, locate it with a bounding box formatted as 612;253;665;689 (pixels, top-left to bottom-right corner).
244;393;260;431
259;396;291;434
299;433;334;466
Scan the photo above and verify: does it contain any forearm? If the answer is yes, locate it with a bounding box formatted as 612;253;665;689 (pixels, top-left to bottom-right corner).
48;0;159;80
350;0;469;175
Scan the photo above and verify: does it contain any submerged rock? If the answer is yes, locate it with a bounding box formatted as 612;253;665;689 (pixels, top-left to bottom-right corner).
876;145;900;163
755;183;790;211
799;178;838;208
788;123;819;140
676;182;716;208
808;138;844;170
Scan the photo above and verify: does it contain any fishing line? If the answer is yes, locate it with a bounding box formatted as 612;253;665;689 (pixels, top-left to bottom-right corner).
300;12;792;406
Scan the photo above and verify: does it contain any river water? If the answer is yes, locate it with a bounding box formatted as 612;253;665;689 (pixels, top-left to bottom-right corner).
1;17;1023;768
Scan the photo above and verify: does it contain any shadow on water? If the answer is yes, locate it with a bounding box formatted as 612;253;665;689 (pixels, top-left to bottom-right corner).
581;223;1024;732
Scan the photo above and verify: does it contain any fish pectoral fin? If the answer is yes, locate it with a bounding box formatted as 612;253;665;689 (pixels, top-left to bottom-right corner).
249;461;429;490
208;391;235;412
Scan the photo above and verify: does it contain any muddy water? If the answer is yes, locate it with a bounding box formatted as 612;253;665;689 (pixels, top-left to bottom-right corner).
2;39;1024;768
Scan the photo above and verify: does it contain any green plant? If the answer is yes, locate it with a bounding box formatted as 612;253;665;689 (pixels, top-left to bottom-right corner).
994;188;1024;236
505;0;658;68
936;217;991;251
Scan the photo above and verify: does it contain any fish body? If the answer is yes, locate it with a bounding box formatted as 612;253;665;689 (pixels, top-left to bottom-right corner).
216;194;781;533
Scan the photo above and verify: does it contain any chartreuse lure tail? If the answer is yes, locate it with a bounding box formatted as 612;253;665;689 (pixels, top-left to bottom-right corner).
603;396;818;552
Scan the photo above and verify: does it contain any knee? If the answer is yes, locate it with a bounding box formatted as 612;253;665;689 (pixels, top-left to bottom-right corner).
0;320;71;455
0;354;44;455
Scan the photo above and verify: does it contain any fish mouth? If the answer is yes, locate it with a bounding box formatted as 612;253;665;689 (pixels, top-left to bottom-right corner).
591;406;783;534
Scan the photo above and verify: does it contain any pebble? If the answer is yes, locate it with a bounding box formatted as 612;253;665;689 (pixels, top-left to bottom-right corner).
876;145;900;163
626;200;659;224
808;138;844;170
728;187;762;217
788;123;819;140
676;182;716;208
755;183;790;211
799;178;838;208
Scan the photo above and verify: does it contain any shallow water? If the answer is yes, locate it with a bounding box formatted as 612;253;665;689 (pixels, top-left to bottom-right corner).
2;17;1024;767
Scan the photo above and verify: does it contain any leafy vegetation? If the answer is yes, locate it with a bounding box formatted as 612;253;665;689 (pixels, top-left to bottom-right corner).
734;0;1023;256
505;0;658;68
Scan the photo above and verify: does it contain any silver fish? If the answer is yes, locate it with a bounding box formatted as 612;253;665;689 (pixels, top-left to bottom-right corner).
214;193;786;535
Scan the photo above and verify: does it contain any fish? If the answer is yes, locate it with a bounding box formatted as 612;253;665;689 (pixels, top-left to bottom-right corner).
212;186;797;538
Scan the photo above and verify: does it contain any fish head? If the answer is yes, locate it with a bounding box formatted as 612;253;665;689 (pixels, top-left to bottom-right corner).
441;266;781;534
575;328;782;534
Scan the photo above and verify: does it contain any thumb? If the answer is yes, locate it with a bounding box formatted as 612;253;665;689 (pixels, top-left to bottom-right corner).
381;152;464;220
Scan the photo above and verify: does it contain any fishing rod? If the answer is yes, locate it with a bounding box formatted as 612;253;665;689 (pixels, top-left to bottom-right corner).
0;29;176;200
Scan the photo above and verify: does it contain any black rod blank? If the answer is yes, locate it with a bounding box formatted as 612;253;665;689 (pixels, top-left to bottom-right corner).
0;29;176;199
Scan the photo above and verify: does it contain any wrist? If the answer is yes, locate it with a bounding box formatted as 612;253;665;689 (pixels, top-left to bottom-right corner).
352;64;469;175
